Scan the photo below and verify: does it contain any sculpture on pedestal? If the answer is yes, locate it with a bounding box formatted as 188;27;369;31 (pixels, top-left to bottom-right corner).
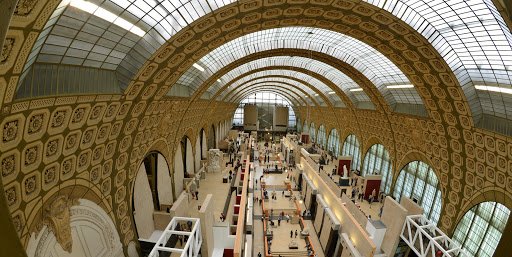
207;149;222;173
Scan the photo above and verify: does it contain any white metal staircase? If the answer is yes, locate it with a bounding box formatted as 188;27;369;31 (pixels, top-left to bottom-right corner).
400;215;467;257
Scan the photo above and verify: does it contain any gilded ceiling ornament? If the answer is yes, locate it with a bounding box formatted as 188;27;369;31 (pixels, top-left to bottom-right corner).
14;0;37;16
24;146;38;165
46;140;58;157
51;111;66;128
3;120;18;143
43;167;55;184
44;196;76;253
5;186;17;206
71;108;85;123
1;155;15;177
28;114;44;134
61;159;73;176
90;166;100;182
1;38;14;63
24;175;36;195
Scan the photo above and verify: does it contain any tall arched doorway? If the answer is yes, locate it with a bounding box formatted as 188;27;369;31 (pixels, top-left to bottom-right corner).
132;152;173;240
208;125;215;150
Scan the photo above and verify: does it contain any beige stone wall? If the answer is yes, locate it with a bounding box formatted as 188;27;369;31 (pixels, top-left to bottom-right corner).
1;0;512;256
297;105;512;236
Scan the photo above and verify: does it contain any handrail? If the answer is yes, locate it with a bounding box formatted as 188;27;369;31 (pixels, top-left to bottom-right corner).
233;147;251;257
301;156;376;256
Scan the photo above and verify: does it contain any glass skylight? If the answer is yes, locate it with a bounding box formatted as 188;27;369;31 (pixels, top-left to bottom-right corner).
368;0;512;119
19;0;512;121
178;26;419;107
222;76;320;106
231;85;309;106
233;91;297;128
211;56;356;102
216;70;329;106
205;56;351;105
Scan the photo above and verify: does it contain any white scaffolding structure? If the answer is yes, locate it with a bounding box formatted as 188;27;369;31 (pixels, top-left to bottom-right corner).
149;217;202;257
400;215;468;257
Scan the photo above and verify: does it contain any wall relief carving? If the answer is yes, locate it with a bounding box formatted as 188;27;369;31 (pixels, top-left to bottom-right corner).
43;195;77;253
15;0;38;16
1;38;14;64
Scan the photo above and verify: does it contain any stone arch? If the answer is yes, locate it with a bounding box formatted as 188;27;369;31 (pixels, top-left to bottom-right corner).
23;181;109;243
180;135;195;176
200;128;207;159
173;144;185;199
125;2;472;132
361;142;394;194
26;198;123;257
394;149;435;183
453;189;512;232
208;124;216;150
132;156;156;239
195;134;201;173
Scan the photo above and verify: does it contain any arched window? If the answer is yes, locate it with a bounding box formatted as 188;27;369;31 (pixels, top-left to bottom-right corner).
232;92;296;128
317;125;326;148
341;134;361;170
310;123;316;142
327;129;340;157
142;152;160;210
452;202;510;257
297;118;302;133
180;136;188;173
393;161;442;224
303;121;309;133
361;144;392;194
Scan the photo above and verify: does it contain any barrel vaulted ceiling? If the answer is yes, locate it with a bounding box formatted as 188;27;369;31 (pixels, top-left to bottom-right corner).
11;0;512;134
3;0;512;253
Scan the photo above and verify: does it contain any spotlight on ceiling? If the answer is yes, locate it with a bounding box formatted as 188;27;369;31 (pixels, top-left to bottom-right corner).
349;88;363;92
387;84;414;89
193;63;205;72
475;85;512;94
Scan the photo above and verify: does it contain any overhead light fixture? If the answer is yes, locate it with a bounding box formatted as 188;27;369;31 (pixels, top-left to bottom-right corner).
328;91;336;95
192;63;205;72
314;93;319;96
387;84;414;89
475;85;512;94
217;78;222;83
69;0;145;37
349;88;363;92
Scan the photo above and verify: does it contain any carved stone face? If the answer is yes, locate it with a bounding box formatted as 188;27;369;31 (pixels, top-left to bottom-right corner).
45;196;73;253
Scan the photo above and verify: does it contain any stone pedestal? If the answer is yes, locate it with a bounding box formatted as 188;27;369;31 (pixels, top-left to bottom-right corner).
207;149;223;173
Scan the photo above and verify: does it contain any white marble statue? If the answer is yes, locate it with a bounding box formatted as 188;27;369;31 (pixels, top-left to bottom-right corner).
207;149;223;173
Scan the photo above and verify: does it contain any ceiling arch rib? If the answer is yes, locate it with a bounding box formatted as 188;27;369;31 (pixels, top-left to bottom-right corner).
225;81;312;106
221;73;325;106
205;56;357;105
22;1;512;126
209;63;352;107
200;71;323;106
230;83;312;106
221;77;319;106
177;27;418;107
205;50;396;112
235;87;304;108
217;68;374;109
209;70;349;108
